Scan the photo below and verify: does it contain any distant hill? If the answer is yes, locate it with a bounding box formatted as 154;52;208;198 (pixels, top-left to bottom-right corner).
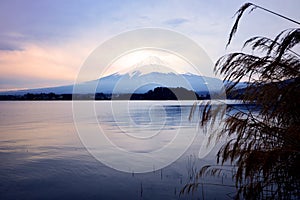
115;87;206;100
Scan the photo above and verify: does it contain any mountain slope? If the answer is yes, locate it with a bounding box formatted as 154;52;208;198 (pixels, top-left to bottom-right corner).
1;72;225;95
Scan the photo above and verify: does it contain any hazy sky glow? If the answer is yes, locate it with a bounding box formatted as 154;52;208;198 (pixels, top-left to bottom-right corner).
0;0;299;90
106;50;200;76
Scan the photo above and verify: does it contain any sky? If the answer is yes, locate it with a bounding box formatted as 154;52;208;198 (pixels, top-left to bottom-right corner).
0;0;299;90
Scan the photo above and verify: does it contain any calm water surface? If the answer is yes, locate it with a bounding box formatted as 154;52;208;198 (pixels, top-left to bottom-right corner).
0;101;235;200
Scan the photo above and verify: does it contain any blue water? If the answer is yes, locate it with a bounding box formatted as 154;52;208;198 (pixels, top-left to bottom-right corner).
0;101;235;200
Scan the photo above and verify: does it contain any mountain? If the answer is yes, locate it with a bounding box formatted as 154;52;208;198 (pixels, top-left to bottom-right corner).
0;71;225;95
1;56;229;95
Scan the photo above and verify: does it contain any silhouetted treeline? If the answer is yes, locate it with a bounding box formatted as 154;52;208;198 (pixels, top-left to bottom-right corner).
0;93;73;100
0;87;210;101
114;87;206;100
0;92;111;100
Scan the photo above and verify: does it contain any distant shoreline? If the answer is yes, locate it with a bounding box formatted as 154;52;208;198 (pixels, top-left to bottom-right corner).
0;87;213;101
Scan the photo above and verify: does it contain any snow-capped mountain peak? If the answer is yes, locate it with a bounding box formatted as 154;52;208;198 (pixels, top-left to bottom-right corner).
0;71;225;95
118;56;180;77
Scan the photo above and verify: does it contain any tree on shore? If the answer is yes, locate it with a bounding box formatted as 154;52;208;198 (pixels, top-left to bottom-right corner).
182;3;300;199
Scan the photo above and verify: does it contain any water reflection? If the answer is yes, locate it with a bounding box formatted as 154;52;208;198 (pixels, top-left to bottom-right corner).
0;101;235;199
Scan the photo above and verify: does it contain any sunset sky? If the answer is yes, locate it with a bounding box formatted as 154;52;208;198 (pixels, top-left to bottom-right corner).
0;0;299;90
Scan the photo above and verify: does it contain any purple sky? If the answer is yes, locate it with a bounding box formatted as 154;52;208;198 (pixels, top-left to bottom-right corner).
0;0;299;90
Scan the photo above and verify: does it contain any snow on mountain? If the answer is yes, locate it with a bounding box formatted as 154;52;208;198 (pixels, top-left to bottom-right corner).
117;56;175;76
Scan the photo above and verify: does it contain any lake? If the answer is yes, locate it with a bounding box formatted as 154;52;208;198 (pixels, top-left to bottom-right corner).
0;101;236;200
